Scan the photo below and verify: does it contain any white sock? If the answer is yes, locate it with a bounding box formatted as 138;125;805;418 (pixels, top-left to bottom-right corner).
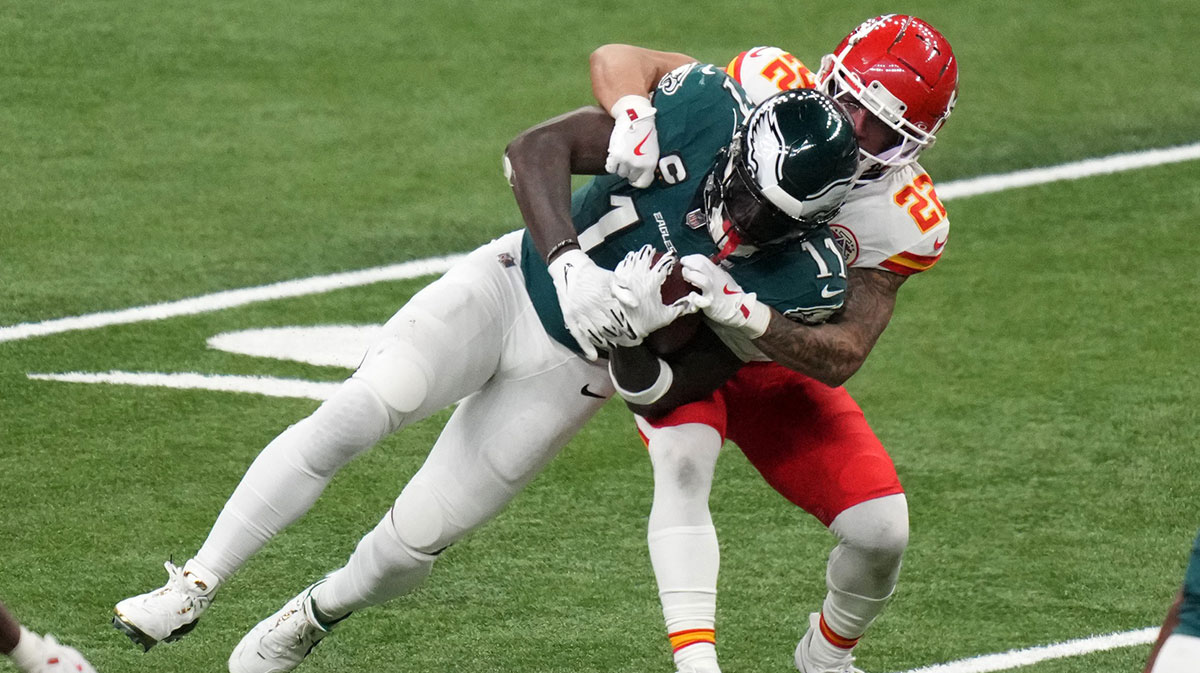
650;525;720;670
802;588;891;670
802;494;908;669
644;422;723;672
820;581;892;643
193;379;394;580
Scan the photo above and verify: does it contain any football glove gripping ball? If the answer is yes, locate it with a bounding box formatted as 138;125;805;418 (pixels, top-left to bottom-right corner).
606;94;660;188
609;245;695;347
548;249;633;360
679;254;771;339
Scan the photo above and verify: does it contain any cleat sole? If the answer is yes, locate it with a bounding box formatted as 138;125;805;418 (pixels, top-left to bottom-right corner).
112;614;158;652
163;617;200;642
112;611;200;651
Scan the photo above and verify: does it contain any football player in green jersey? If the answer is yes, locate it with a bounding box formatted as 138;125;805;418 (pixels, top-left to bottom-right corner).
1145;529;1200;672
112;62;859;673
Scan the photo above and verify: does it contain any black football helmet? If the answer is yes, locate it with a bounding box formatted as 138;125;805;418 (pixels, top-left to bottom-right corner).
708;89;859;247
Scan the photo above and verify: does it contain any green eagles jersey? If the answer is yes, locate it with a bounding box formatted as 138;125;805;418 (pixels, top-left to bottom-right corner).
521;63;847;353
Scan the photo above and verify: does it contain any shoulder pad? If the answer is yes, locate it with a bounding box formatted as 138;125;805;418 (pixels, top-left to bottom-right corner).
724;46;817;105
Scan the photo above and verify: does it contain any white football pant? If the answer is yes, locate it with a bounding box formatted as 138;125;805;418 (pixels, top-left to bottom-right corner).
193;231;613;600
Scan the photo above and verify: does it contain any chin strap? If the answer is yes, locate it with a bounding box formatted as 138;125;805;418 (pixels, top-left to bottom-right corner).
712;223;743;262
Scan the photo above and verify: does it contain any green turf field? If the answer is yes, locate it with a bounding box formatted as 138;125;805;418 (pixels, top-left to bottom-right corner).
2;1;1199;672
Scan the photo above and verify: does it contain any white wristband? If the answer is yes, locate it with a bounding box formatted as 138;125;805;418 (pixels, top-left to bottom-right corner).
609;94;656;122
547;247;589;271
745;299;772;339
610;358;674;406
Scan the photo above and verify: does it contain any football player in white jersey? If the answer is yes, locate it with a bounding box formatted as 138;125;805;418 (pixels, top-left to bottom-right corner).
591;15;958;673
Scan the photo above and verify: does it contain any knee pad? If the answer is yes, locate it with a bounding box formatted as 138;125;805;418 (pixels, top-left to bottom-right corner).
830;493;909;560
352;337;432;414
647;424;721;493
386;479;456;556
286;377;396;476
826;494;909;598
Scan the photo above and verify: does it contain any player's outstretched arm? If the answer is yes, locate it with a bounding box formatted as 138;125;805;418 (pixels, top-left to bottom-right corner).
754;267;906;387
589;44;697;112
681;254;905;388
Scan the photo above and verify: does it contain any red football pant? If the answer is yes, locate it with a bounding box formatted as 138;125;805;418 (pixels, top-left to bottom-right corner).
644;361;903;527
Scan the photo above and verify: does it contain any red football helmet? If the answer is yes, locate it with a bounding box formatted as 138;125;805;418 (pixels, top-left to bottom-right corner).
816;15;958;173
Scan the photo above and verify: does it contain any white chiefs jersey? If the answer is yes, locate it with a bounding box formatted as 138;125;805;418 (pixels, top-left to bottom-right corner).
727;47;950;276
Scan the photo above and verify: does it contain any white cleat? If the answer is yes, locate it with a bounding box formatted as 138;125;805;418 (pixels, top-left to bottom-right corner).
113;560;218;651
795;613;865;673
228;583;331;673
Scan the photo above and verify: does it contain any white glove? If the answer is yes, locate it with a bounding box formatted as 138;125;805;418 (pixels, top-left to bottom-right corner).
548;248;632;360
679;254;772;339
10;629;98;673
606;95;660;188
609;245;695;346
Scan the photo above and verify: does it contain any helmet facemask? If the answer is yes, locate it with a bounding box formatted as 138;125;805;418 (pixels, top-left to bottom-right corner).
819;57;936;174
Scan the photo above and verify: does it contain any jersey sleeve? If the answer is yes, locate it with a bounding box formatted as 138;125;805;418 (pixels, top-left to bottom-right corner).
832;164;950;276
724;46;817;105
651;62;750;163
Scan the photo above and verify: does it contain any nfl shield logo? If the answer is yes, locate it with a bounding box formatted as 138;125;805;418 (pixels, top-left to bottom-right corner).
685;209;706;230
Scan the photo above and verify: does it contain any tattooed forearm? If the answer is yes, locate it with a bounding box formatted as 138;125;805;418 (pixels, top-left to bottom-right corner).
753;268;907;387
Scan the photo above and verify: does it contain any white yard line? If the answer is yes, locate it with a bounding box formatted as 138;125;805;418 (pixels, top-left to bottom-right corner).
0;254;465;343
26;371;341;401
895;627;1158;673
936;142;1200;200
3;141;1200;345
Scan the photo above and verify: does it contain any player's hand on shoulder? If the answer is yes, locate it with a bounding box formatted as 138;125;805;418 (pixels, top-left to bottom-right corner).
679;255;771;338
547;248;634;360
609;245;696;346
606;94;659;188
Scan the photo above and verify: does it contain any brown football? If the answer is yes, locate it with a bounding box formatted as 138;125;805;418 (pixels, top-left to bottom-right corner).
644;253;702;355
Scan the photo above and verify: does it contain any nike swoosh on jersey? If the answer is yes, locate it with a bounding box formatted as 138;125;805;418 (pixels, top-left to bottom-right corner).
580;384;607;399
933;236;948;251
820;285;845;299
633;129;653;156
722;284;739;295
